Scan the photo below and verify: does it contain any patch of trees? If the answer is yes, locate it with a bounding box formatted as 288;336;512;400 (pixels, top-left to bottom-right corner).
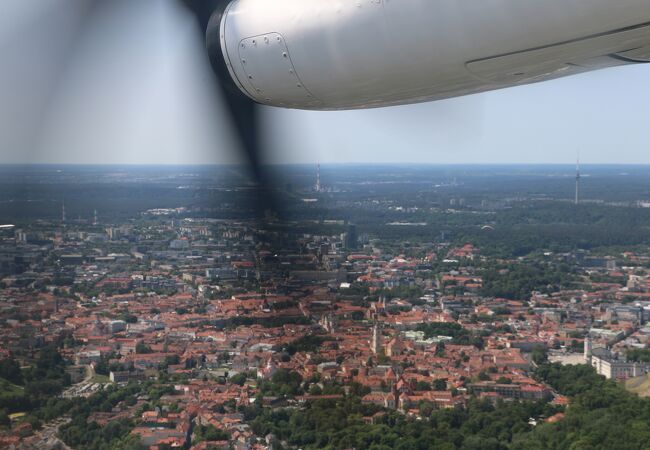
0;346;72;421
626;348;650;363
0;345;130;429
415;323;485;349
459;223;650;258
513;363;650;449
274;335;329;356
258;369;304;397
481;262;576;300
249;396;554;450
118;313;138;324
229;372;249;386
415;322;465;339
0;358;23;385
135;342;153;354
272;300;299;310
58;382;147;450
60;418;143;450
94;353;131;376
193;424;229;444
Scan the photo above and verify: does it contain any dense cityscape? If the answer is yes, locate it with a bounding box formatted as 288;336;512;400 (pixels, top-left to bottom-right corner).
2;164;650;449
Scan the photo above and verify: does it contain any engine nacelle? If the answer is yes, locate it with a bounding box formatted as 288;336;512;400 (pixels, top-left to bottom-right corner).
209;0;650;111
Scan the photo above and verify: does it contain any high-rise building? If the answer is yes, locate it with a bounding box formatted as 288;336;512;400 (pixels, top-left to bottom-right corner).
61;200;66;223
344;224;358;250
106;227;122;241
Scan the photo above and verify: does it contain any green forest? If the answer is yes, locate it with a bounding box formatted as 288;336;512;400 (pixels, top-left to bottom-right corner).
246;364;650;450
480;262;577;300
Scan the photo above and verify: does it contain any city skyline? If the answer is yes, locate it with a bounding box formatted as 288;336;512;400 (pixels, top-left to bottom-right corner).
2;164;650;448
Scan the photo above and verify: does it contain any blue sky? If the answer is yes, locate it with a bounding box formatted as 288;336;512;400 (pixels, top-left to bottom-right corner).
1;0;649;166
267;64;650;165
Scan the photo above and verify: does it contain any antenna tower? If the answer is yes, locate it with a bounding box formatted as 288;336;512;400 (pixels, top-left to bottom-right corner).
575;153;581;205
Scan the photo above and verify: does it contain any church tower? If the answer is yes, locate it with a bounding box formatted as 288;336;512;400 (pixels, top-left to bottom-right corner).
575;153;581;205
584;335;592;363
371;321;381;355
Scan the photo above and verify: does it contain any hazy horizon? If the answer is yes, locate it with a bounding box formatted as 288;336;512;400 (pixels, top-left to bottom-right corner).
3;162;650;168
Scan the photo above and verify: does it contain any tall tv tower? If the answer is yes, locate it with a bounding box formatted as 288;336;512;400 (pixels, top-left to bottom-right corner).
61;200;67;223
575;153;581;205
315;163;322;193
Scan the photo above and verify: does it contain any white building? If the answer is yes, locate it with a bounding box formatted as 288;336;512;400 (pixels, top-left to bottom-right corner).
584;337;650;380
